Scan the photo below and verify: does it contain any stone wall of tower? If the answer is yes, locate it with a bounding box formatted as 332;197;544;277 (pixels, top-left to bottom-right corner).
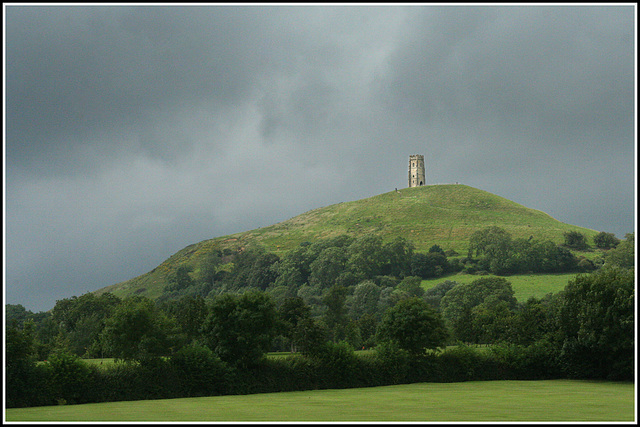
408;154;425;187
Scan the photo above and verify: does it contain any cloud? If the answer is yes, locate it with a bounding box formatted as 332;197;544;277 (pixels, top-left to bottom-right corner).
4;5;635;312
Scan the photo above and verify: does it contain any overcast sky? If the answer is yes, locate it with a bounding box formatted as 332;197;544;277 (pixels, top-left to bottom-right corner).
4;4;636;312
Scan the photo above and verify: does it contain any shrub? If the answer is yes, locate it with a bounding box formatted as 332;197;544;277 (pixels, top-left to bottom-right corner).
169;343;230;397
46;352;95;405
373;341;410;384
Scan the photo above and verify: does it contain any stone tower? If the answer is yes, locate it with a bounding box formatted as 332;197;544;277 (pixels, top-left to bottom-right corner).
408;154;425;187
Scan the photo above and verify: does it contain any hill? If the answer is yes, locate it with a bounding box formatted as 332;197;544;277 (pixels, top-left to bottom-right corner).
94;184;598;300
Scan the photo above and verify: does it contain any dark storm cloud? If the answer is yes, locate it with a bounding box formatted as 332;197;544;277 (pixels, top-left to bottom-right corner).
4;5;635;312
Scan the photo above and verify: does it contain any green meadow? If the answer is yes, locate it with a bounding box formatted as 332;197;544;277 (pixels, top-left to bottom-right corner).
422;272;579;301
5;380;634;422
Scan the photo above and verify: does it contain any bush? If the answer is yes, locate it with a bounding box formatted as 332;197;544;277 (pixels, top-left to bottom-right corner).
169;343;231;397
593;231;620;249
46;352;96;405
563;231;589;250
373;341;410;384
437;345;501;382
313;341;360;388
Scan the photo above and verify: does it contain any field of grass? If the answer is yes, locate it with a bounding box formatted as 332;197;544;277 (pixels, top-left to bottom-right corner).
5;380;634;422
421;272;579;301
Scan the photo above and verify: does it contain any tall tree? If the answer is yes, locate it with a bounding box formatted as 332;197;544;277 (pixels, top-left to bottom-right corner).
556;267;634;380
202;291;278;367
440;277;517;343
593;231;620;249
376;297;448;356
322;284;349;342
101;296;182;362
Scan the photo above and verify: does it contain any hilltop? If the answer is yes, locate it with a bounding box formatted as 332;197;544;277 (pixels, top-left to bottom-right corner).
95;184;598;300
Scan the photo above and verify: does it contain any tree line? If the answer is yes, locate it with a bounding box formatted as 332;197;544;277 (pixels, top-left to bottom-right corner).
5;230;634;407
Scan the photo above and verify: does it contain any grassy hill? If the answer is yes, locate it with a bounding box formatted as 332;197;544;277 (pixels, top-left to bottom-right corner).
95;184;599;300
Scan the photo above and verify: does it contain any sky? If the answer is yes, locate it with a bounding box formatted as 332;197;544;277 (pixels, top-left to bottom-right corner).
4;4;636;313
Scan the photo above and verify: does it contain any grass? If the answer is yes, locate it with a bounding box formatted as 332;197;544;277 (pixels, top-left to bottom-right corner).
96;184;599;300
422;271;579;301
5;380;634;422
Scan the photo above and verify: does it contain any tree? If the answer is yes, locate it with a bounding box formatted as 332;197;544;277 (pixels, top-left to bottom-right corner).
346;234;387;280
278;296;311;352
161;295;208;343
381;237;415;277
246;252;280;290
468;226;513;259
166;265;195;292
563;231;589;250
50;292;121;357
101;296;182;362
423;280;458;310
376;297;448;356
322;284;349;342
201;291;278;367
350;280;381;319
6;319;47;408
593;231;620;249
556;267;634;380
410;252;448;278
309;246;348;289
603;232;634;269
195;250;222;286
293;317;328;356
395;276;425;298
440;277;517;343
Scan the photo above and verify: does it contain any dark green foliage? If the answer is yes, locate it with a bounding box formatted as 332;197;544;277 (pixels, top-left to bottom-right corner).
5;320;51;407
169;343;230;396
160;295;208;343
603;232;634;268
101;296;183;362
556;267;634;380
373;341;410;384
593;231;620;249
293;317;328;356
428;244;446;255
5;304;33;328
350;280;382;319
50;292;122;357
467;226;579;274
202;290;278;367
309;246;349;288
278;296;312;352
346;234;388;280
436;345;501;382
440;277;517;343
165;265;195;292
563;230;589;250
381;237;415;277
423;280;458;310
468;226;513;259
376;297;448;355
490;340;562;380
507;294;558;346
195;250;222;286
410;252;448;278
395;276;425;298
45;351;95;405
311;341;360;387
322;284;349;342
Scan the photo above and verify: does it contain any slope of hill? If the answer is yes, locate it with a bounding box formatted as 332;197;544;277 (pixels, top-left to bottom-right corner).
95;184;598;300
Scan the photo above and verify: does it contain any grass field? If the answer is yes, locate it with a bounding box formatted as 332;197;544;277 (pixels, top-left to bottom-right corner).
421;272;579;301
5;380;634;422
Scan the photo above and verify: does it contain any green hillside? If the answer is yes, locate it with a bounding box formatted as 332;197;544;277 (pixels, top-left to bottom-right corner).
95;184;598;300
